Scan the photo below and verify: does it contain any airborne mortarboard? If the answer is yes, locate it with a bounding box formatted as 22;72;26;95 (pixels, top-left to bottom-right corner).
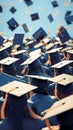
7;18;19;31
51;0;59;8
0;80;37;97
31;13;39;21
57;26;71;43
32;27;47;42
51;60;73;68
0;57;19;65
65;15;73;25
13;33;24;45
0;5;3;13
41;95;73;120
22;23;29;33
48;14;54;23
10;6;16;14
24;0;33;6
0;36;5;46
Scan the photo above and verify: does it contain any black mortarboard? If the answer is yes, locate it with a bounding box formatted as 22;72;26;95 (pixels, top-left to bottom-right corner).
31;13;39;21
57;26;71;43
22;23;29;33
51;0;59;8
24;0;33;6
13;33;24;45
7;18;19;31
65;15;73;25
10;6;16;14
0;5;3;13
0;36;5;46
65;10;72;17
48;14;54;22
32;27;47;42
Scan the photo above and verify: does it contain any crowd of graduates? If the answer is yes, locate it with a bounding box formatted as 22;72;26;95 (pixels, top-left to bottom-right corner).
0;25;73;130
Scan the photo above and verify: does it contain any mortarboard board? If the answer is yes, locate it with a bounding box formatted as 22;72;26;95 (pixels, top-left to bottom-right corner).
49;73;73;86
0;36;5;46
0;5;3;13
66;49;73;54
41;95;73;120
65;15;73;25
51;60;73;68
46;47;62;54
48;14;54;23
22;23;29;33
61;46;73;52
10;6;16;14
0;57;19;65
45;43;54;50
21;53;41;65
31;13;39;21
13;33;24;45
24;0;33;6
29;48;41;57
0;80;37;97
32;27;47;42
7;18;19;31
34;41;45;49
65;10;72;17
0;42;13;52
11;50;27;56
42;37;50;44
51;0;59;8
57;26;71;43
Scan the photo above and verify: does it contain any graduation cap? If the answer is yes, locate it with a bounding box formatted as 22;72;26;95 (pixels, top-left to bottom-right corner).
21;53;41;65
51;0;59;8
45;43;54;50
7;18;19;31
0;5;3;13
51;60;73;68
66;49;73;54
41;95;73;120
49;73;73;86
0;36;5;46
31;13;39;21
65;15;73;25
13;33;24;45
0;57;19;65
65;10;72;17
57;26;71;43
42;37;50;44
11;50;27;56
24;0;33;6
48;14;54;23
10;6;16;14
32;27;47;42
0;42;13;52
22;23;29;33
46;47;62;54
0;80;37;97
